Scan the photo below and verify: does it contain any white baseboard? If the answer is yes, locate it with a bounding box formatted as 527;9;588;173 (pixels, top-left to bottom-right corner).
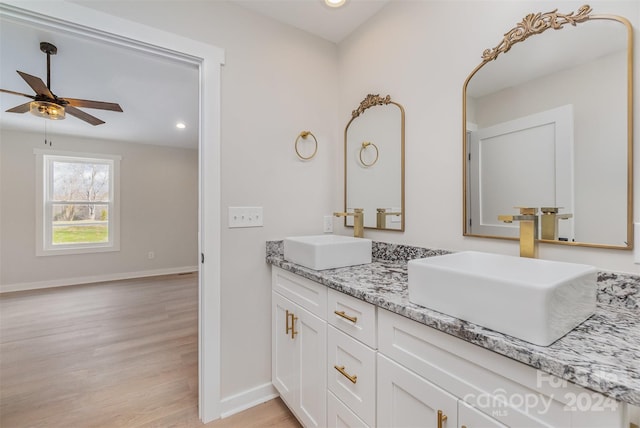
220;382;279;419
0;266;198;294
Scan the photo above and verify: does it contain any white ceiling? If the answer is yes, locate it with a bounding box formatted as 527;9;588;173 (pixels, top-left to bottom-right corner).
231;0;391;44
0;1;387;149
0;16;200;148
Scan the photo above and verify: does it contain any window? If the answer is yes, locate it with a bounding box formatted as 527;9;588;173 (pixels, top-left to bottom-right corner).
35;150;121;256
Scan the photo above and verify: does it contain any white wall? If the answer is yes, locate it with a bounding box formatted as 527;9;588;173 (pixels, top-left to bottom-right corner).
72;0;340;405
337;0;640;274
0;129;198;289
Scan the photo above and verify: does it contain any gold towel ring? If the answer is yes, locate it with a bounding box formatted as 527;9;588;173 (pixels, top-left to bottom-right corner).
295;131;318;160
359;141;379;167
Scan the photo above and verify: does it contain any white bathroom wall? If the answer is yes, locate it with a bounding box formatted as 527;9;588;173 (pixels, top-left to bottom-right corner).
337;0;640;274
0;129;198;290
72;0;340;405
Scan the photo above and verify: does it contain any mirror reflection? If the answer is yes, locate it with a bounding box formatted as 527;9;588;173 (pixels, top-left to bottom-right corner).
463;5;633;249
345;94;405;231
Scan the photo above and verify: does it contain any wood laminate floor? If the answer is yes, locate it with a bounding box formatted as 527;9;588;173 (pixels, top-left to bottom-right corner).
0;274;300;428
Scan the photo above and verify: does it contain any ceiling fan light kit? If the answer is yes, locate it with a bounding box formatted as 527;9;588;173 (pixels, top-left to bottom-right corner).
30;100;65;120
0;42;122;126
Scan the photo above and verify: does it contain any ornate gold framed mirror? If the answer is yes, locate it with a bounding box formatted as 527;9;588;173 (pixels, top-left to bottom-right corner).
344;94;405;231
462;5;633;249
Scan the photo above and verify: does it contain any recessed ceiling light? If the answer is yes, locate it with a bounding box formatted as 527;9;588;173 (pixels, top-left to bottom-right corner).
325;0;346;8
176;122;186;129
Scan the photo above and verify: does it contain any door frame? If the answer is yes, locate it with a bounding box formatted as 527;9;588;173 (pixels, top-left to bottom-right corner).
0;1;224;422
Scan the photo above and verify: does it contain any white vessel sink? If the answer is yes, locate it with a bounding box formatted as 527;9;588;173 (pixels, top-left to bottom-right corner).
408;251;597;346
283;235;372;270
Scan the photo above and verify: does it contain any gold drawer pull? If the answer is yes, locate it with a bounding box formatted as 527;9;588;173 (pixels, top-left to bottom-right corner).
334;365;357;384
290;312;298;339
334;310;358;324
437;410;448;428
285;310;297;339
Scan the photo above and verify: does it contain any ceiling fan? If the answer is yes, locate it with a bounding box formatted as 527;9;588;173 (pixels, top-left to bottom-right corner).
0;42;122;126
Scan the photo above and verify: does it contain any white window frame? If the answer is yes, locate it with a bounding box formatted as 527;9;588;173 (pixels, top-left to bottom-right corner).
35;149;121;256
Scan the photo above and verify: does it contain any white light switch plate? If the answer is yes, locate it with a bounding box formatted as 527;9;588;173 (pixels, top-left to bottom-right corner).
228;207;263;228
390;207;402;223
323;215;333;233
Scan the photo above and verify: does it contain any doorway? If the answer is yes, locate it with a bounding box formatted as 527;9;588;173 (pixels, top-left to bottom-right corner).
0;2;223;422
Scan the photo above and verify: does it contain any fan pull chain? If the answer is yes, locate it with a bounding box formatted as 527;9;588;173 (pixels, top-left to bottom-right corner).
44;121;52;146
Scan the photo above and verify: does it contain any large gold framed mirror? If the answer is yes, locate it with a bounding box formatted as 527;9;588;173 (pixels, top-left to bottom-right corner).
463;4;633;249
344;94;405;231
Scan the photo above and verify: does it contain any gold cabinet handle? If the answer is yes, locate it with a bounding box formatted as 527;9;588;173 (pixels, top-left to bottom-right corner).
334;310;358;324
285;309;292;335
437;410;448;428
290;312;298;339
285;310;298;339
334;365;357;384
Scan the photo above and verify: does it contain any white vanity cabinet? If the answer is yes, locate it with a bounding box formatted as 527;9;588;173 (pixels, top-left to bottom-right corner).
271;267;635;428
272;267;327;428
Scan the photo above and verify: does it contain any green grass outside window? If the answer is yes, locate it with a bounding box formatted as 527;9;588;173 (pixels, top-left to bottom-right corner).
53;225;108;244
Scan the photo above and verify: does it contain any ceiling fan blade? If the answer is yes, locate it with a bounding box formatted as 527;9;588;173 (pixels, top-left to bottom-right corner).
0;88;36;99
64;98;123;112
17;71;54;98
6;102;32;113
65;105;105;126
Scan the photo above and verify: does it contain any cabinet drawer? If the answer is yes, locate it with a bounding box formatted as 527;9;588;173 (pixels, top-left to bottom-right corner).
328;288;376;348
327;325;376;427
328;390;369;428
272;267;327;319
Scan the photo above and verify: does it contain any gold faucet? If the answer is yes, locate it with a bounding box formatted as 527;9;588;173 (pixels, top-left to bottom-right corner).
540;207;572;241
334;208;364;238
376;208;402;229
498;207;539;258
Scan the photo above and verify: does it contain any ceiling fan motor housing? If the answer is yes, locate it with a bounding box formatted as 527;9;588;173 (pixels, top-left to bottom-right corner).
40;42;57;55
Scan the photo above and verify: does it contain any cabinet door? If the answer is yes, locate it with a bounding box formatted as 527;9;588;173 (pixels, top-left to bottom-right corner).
272;291;298;409
378;354;457;428
297;304;327;428
458;400;507;428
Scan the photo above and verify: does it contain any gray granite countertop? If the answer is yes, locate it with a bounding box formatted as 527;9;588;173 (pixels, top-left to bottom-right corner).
266;240;640;406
